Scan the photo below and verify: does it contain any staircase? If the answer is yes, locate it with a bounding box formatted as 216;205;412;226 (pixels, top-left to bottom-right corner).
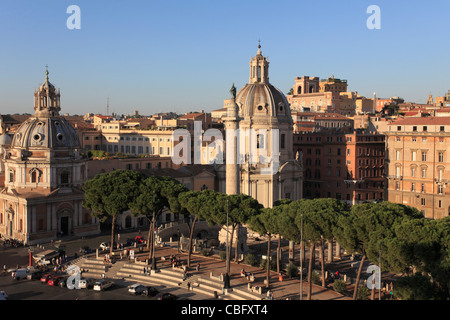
114;260;262;300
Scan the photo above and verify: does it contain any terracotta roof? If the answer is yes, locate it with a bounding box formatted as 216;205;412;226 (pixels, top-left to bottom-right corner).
179;113;206;120
390;116;450;126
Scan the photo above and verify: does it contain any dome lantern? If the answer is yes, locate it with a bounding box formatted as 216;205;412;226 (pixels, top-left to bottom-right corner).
34;66;61;118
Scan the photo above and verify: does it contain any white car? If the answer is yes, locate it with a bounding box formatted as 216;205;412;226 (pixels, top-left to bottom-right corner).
128;283;146;295
79;278;95;289
99;243;110;251
93;280;114;291
0;291;8;300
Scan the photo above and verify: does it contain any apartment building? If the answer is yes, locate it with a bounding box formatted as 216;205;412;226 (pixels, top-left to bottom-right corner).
385;117;450;219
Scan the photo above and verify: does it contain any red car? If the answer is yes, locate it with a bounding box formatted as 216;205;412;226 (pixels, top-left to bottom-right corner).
135;236;145;244
47;276;63;286
40;274;53;284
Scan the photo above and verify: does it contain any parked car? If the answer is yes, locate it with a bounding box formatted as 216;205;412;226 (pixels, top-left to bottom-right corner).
40;274;54;284
47;276;64;286
0;291;8;300
99;242;110;251
27;270;45;280
124;238;135;246
79;277;95;289
93;280;114;291
11;268;28;280
58;277;69;288
135;236;145;244
79;246;92;255
142;286;159;297
128;283;147;295
157;292;178;300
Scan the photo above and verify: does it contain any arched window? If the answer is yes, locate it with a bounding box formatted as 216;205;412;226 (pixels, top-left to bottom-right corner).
281;134;286;149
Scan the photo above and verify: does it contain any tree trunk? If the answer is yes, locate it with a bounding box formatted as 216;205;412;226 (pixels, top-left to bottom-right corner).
234;224;240;262
146;217;152;250
266;234;271;289
307;241;315;300
187;216;198;267
110;215;116;256
371;273;376;300
148;217;154;262
226;225;235;280
353;251;366;300
301;242;305;267
276;235;281;273
320;239;326;287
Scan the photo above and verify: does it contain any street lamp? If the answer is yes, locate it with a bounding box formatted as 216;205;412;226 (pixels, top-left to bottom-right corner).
224;200;231;289
299;212;303;300
379;241;382;300
151;193;157;271
177;228;180;252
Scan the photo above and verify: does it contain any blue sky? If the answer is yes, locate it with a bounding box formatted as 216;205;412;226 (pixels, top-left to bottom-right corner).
0;0;449;116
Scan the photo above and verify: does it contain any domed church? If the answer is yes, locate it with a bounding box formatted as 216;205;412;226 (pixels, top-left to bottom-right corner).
0;69;99;245
218;45;303;208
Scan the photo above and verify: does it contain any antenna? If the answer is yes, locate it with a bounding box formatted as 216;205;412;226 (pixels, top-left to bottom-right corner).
106;97;110;116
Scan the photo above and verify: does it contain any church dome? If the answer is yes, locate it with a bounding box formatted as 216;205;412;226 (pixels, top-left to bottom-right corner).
235;45;292;123
11;116;80;149
10;68;80;150
236;82;291;120
0;133;12;146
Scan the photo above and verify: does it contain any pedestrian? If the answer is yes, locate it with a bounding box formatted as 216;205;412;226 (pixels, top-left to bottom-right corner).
187;282;191;291
196;263;200;272
3;264;6;273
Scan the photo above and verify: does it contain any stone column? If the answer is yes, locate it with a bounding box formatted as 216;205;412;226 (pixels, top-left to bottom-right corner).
327;239;333;263
336;242;341;259
289;240;294;263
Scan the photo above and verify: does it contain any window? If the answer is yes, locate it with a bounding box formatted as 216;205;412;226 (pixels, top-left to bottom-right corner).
440;126;445;132
439;152;444;163
411;183;415;192
438;169;443;182
438;185;443;195
421;183;425;193
396;150;401;161
411;167;416;177
422;152;427;162
423;126;427;132
412;151;417;161
396;166;401;178
61;173;69;185
421;198;426;206
422;168;426;178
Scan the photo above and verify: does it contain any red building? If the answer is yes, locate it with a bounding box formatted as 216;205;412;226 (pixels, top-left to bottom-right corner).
294;130;385;205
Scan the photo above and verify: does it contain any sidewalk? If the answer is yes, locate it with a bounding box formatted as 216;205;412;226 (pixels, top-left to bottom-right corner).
130;245;351;300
